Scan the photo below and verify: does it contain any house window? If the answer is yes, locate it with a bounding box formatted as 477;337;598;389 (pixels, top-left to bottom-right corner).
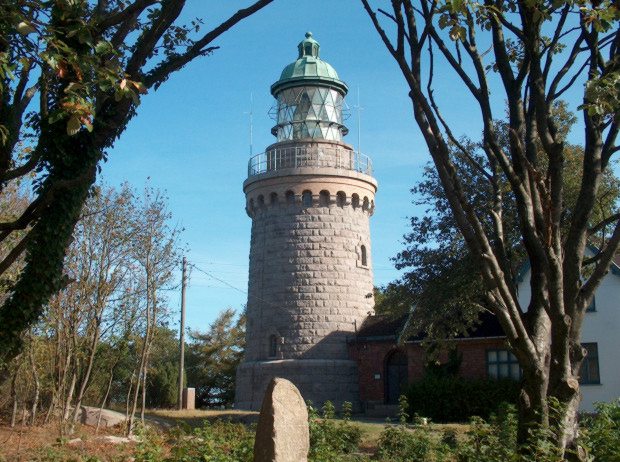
487;349;520;380
361;245;368;267
586;296;596;312
579;343;600;385
268;335;278;358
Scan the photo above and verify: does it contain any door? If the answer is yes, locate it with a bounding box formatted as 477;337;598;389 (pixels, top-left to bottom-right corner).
385;349;408;405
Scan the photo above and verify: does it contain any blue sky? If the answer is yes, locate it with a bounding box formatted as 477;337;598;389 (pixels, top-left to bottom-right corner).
101;1;593;333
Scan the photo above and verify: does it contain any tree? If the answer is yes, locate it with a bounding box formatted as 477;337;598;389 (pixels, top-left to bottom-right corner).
391;108;620;342
361;0;619;457
0;182;183;433
186;308;245;408
0;0;273;365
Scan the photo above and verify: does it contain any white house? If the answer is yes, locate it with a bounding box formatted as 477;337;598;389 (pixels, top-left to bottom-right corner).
516;250;620;412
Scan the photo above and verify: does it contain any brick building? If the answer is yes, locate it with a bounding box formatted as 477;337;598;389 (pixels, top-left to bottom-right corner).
347;311;508;412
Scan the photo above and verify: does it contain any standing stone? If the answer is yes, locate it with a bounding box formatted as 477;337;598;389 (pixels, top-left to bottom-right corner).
253;378;309;462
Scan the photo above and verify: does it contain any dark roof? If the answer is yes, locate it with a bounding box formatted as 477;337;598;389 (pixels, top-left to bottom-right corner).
354;312;409;341
352;310;506;344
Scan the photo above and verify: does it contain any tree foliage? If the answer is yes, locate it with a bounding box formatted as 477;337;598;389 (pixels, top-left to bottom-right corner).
390;107;620;341
0;183;182;434
0;0;273;365
361;0;619;456
186;308;245;408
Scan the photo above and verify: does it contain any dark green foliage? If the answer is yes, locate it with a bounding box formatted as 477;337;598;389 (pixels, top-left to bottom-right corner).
308;401;363;462
167;420;254;462
456;404;519;462
407;375;520;422
185;308;245;407
582;399;620;462
145;327;180;409
377;395;449;462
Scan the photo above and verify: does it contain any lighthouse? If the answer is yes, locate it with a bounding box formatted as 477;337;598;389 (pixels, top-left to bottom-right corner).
235;33;377;410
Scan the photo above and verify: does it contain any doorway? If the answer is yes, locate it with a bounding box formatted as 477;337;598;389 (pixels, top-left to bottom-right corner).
385;349;408;405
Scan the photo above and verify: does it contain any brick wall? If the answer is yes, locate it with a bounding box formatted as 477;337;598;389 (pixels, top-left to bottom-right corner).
349;337;509;404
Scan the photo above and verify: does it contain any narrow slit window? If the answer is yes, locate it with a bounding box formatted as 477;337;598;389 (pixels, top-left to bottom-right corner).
286;190;295;205
268;335;278;358
302;190;313;207
319;190;330;206
337;191;346;207
361;245;367;267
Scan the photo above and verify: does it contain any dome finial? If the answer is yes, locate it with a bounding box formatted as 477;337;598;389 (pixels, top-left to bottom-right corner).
298;32;320;59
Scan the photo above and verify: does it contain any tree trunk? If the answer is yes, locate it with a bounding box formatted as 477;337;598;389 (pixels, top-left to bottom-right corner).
28;345;40;426
96;368;115;434
517;372;585;460
69;320;102;432
10;361;21;428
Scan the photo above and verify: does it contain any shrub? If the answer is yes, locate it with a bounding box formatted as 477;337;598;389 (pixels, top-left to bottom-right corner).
455;404;518;462
308;401;363;462
376;395;450;462
407;375;520;422
167;420;254;462
581;399;620;462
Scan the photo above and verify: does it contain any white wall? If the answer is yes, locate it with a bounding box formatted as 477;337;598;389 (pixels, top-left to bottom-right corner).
516;257;620;412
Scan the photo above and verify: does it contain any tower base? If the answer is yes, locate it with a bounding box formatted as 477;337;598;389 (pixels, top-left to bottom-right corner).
235;359;360;411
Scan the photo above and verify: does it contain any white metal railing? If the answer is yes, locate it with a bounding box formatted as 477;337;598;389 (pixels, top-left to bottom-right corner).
247;145;373;177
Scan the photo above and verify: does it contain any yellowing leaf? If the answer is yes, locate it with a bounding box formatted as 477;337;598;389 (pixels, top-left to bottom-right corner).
16;21;36;35
66;115;81;136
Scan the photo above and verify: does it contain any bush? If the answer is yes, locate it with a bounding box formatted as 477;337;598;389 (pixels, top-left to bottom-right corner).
376;395;450;462
167;420;254;462
308;401;363;462
407;375;520;422
582;399;620;462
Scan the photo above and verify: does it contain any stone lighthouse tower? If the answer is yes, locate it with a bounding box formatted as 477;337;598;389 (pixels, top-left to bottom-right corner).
235;33;377;410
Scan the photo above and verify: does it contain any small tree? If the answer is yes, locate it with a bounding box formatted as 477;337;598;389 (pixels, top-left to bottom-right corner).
186;308;245;407
361;0;619;457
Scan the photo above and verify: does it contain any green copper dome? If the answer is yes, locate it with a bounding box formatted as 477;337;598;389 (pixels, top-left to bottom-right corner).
270;32;348;96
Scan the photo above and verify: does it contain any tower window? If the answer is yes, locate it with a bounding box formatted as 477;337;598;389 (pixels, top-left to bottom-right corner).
286;190;295;205
319;190;330;206
337;191;346;207
270;192;278;205
249;199;255;211
257;195;265;207
302;190;313;207
352;194;360;209
361;245;367;267
363;197;369;211
268;335;278;358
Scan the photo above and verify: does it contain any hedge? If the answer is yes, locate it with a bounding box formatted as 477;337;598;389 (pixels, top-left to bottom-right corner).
407;375;520;422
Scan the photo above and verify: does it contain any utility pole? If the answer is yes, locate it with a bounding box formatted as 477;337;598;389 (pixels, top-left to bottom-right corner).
178;256;187;410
